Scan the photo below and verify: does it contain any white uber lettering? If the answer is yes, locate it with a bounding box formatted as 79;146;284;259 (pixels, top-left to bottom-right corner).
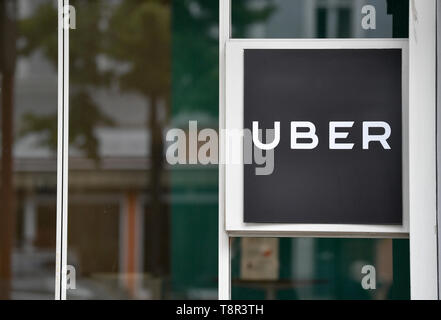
252;121;280;150
363;121;391;150
291;121;319;149
329;121;354;150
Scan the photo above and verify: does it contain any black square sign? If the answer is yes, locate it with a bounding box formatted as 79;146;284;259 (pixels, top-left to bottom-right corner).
244;49;402;224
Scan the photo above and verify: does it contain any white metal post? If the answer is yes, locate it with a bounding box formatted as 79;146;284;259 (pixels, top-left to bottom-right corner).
55;0;62;300
409;0;439;300
55;0;69;301
437;0;441;300
219;0;231;300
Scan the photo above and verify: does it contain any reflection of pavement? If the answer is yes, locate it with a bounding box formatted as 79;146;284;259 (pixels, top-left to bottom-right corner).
12;277;54;300
68;274;166;300
11;249;55;300
12;249;132;299
66;278;130;300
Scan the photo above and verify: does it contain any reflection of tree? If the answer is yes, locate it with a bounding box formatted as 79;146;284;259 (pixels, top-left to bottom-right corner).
231;0;275;39
20;92;114;160
102;0;275;281
105;0;171;278
0;0;17;300
3;0;275;298
19;0;173;279
19;0;114;160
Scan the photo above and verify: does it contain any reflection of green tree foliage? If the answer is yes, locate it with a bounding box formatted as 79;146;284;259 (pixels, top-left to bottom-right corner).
19;3;57;62
18;0;275;155
106;0;170;100
104;0;170;203
172;0;274;118
231;0;275;38
20;91;114;160
19;0;114;160
103;0;172;277
172;0;218;117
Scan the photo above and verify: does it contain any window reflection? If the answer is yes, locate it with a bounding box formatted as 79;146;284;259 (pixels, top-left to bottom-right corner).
231;238;410;300
232;0;409;38
1;0;413;301
64;0;219;299
1;0;58;299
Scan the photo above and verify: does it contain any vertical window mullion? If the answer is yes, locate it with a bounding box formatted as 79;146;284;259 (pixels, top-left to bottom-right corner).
55;0;69;301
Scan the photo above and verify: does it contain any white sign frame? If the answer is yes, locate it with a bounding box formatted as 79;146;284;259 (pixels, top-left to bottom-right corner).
224;39;409;238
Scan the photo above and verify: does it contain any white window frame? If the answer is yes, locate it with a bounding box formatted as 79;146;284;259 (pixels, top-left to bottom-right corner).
437;0;441;299
408;0;438;300
55;0;69;301
219;0;439;300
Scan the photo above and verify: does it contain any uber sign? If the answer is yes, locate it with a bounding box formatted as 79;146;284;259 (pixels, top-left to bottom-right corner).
244;49;403;224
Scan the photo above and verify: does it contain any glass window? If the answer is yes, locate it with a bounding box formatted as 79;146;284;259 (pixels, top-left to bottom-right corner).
232;0;409;39
63;0;219;299
231;238;410;300
1;0;414;301
0;0;58;299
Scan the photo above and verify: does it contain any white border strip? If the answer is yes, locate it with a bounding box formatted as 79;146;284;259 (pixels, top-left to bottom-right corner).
55;0;62;300
62;0;69;300
437;0;441;299
409;0;438;300
55;0;69;301
225;39;409;238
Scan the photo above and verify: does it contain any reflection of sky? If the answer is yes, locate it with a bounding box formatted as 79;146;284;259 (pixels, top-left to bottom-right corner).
17;0;47;19
15;52;57;122
13;49;152;159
